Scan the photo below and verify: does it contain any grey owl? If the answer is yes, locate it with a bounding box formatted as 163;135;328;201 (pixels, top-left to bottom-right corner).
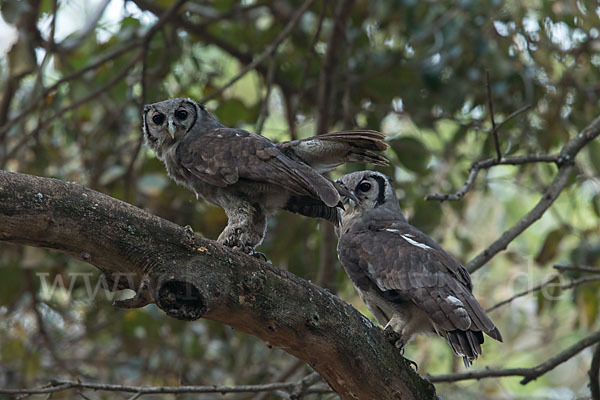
335;171;502;367
142;98;388;256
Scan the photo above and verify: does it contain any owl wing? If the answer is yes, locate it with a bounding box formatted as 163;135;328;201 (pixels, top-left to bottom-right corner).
276;130;388;173
177;128;340;207
338;220;502;341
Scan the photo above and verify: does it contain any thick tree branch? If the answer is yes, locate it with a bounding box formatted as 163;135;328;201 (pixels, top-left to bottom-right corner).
465;115;600;273
428;330;600;384
0;170;436;400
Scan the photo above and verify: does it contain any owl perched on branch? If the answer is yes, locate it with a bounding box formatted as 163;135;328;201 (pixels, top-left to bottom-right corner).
335;171;502;367
142;98;388;256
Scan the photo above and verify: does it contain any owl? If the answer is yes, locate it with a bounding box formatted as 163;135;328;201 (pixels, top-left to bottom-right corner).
335;171;502;367
142;98;388;256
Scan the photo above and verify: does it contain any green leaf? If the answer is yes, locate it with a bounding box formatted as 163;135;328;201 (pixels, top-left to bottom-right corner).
389;136;430;173
534;226;569;265
214;99;254;126
576;286;599;328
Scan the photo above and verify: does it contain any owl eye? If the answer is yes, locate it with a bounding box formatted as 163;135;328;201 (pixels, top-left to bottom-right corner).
358;181;372;192
152;113;165;125
175;109;188;120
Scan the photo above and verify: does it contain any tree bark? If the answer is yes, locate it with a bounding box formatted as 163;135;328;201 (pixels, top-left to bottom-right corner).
0;170;437;400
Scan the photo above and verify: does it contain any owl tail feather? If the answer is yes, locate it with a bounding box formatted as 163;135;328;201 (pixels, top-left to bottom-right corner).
446;330;484;368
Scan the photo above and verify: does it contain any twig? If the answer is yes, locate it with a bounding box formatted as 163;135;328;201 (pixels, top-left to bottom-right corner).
486;71;501;161
0;0;185;163
425;153;559;201
254;360;305;400
590;344;600;400
0;378;332;397
494;104;532;133
126;392;143;400
200;0;315;103
54;0;111;51
0;0;187;169
486;273;560;313
464;114;600;273
428;330;600;384
256;55;277;135
289;372;323;399
0;53;143;168
0;40;142;140
486;274;600;312
24;270;78;377
77;391;95;400
554;264;600;274
294;1;327;116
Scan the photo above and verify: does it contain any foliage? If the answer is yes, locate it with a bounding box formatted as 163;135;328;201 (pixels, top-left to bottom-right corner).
0;0;599;398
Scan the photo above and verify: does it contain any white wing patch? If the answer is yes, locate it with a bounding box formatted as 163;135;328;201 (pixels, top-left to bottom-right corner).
400;234;433;250
446;295;464;307
385;228;399;233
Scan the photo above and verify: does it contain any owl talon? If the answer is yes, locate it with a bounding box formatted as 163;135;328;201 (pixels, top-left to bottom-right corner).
384;326;403;345
405;357;418;372
249;250;269;262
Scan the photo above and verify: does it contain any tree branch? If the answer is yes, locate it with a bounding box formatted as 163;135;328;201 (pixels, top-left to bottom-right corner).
554;264;600;274
0;170;436;400
486;274;600;313
425;153;559;202
428;330;600;384
486;71;501;161
465;115;600;273
0;377;332;397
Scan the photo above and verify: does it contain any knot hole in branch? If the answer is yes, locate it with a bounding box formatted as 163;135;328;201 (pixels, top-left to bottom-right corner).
157;280;206;321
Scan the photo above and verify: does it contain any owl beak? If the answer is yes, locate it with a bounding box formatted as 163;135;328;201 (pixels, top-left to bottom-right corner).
340;191;360;210
167;117;176;139
348;191;360;208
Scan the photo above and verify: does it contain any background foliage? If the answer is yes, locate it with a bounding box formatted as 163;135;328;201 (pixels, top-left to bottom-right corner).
1;0;599;399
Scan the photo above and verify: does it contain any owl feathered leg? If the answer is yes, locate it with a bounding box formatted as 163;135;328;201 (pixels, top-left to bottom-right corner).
218;199;267;257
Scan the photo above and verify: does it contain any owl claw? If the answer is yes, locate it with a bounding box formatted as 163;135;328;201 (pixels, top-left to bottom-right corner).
249;250;269;263
405;357;418;372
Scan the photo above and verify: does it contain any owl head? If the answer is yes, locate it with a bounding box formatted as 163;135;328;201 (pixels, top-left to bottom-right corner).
142;98;219;156
335;171;404;224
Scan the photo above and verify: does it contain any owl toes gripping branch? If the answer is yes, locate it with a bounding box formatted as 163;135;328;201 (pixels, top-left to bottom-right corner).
142;97;388;256
335;171;502;367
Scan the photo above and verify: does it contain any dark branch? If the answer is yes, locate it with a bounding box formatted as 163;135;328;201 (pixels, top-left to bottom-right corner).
486;71;501;161
554;264;600;274
487;274;600;313
425;154;559;202
426;105;533;202
428;330;600;384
